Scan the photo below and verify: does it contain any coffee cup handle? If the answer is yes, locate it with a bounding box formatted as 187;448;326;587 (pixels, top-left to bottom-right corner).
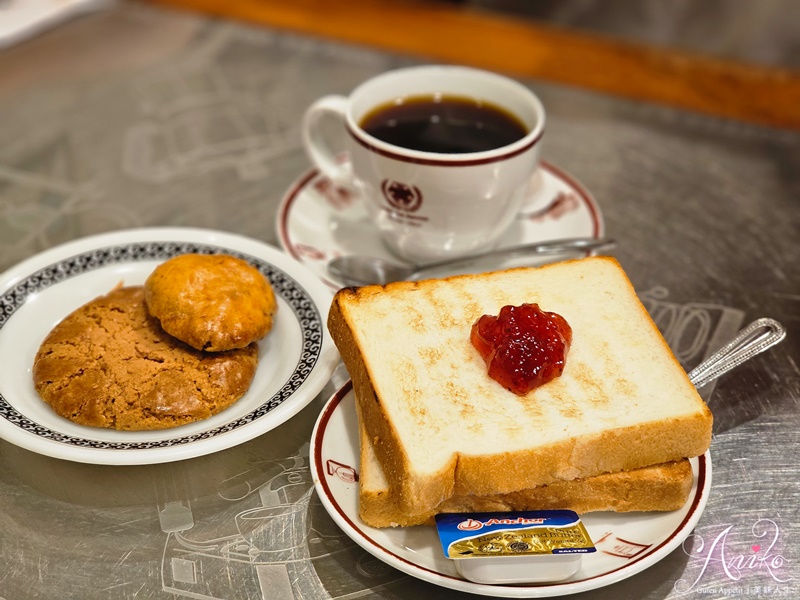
302;95;354;186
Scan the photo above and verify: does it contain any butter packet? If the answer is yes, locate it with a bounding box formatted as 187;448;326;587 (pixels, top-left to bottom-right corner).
435;510;596;584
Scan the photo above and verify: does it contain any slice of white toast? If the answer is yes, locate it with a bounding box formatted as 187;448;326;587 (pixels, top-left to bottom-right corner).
357;412;694;528
328;256;712;516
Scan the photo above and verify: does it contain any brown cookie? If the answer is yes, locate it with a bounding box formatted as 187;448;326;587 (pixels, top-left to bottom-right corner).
33;286;258;431
144;253;277;352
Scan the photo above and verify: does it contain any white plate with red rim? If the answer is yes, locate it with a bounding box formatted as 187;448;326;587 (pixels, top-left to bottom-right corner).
311;381;712;598
277;161;604;290
0;227;339;465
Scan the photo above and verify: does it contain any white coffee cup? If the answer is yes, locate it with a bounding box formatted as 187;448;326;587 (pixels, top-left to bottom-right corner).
302;65;545;263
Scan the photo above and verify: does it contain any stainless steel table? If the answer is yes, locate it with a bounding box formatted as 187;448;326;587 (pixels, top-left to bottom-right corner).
0;3;797;599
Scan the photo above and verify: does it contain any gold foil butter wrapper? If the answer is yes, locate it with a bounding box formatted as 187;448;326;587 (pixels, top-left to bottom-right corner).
435;510;596;559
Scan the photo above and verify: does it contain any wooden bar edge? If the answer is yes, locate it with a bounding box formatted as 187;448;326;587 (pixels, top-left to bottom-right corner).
146;0;800;130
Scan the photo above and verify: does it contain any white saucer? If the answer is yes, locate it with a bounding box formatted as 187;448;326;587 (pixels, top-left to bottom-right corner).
277;161;604;289
310;381;712;598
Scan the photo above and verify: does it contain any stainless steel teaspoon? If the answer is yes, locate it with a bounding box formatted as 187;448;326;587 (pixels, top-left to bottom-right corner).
687;318;786;389
327;237;616;286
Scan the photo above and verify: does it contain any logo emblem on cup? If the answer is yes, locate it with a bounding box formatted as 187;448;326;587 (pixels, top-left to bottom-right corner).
381;179;423;212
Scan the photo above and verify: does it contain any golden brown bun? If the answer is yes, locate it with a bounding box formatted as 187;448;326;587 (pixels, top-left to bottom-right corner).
145;253;276;351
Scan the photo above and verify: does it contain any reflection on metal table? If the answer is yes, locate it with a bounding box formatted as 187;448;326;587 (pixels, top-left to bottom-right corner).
0;2;797;599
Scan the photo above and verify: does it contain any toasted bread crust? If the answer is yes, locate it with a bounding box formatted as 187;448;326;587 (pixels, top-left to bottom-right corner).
330;288;450;507
356;408;694;528
328;257;713;517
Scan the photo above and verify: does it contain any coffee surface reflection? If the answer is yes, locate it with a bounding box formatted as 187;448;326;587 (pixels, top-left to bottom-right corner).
359;94;529;154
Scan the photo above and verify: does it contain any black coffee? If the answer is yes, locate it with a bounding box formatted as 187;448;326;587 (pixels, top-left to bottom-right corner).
359;94;528;154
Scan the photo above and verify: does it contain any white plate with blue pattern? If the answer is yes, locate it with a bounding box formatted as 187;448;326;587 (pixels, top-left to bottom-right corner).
0;227;339;465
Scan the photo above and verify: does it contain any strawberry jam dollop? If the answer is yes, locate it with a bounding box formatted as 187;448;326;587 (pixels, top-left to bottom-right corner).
470;303;572;395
